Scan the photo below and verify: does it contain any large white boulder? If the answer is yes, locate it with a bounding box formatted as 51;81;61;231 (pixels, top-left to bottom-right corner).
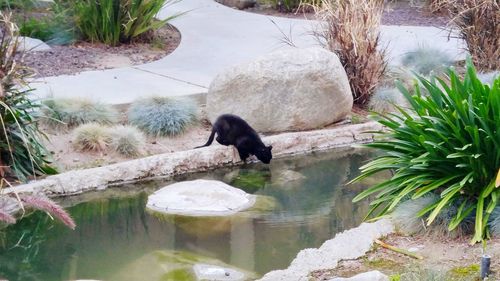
146;179;255;216
206;47;353;133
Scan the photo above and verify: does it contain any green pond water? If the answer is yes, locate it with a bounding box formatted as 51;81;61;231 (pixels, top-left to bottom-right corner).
0;148;387;281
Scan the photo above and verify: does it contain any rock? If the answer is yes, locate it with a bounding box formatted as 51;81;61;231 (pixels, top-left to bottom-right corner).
328;271;389;281
193;263;246;281
271;170;306;186
34;0;54;8
206;47;353;133
215;0;256;9
17;37;51;52
146;179;256;216
109;250;257;281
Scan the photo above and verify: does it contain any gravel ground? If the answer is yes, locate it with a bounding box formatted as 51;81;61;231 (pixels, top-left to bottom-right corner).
22;24;181;78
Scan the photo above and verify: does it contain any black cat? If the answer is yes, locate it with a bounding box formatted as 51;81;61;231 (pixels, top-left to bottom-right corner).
195;114;273;164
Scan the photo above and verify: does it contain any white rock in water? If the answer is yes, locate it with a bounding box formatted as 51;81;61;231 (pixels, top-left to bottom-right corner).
206;47;353;133
328;270;389;281
193;264;246;281
146;179;255;216
17;36;51;52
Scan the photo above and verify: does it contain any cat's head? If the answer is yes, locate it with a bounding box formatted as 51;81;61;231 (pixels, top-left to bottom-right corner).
256;145;273;164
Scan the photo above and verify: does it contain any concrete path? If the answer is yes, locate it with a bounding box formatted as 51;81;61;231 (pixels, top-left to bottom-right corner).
30;0;466;104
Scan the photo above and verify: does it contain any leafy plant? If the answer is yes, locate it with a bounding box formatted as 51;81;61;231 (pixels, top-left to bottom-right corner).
444;0;499;71
352;58;500;243
42;97;117;129
312;0;387;106
128;96;197;136
0;12;57;182
110;125;146;156
17;7;77;45
401;47;453;76
72;0;180;46
0;0;35;10
73;123;112;152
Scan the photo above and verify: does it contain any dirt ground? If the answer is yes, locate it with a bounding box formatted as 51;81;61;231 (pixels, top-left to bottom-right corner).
44;123;211;171
311;233;500;280
42;101;370;172
244;1;449;27
22;24;181;78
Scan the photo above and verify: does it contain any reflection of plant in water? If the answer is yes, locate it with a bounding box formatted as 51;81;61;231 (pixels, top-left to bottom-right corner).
0;214;54;281
230;168;271;193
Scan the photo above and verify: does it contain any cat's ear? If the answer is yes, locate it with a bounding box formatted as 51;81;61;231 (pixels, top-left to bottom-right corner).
268;145;273;151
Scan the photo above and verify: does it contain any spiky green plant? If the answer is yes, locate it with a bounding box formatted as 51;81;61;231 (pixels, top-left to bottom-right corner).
368;86;408;113
401;47;453;76
73;123;112;152
352;58;500;243
128;96;197;137
42;97;117;129
0;12;57;182
73;0;181;46
110;125;145;156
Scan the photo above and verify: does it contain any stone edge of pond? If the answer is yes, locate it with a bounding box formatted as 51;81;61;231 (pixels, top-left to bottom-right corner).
257;219;395;281
7;121;382;197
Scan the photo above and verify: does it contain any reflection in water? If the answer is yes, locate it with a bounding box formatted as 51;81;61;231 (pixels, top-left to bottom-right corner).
0;148;385;281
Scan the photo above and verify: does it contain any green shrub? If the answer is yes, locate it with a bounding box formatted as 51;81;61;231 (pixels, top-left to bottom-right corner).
0;0;35;10
0;12;57;182
73;123;112;151
368;87;408;113
128;96;197;136
18;9;76;45
352;58;500;243
42;97;117;129
401;47;453;76
72;0;180;46
110;125;146;156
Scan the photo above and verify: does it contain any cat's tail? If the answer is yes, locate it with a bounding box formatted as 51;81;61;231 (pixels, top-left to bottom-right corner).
194;127;216;149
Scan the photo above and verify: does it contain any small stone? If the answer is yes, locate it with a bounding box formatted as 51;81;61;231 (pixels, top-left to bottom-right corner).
73;158;80;162
328;270;389;281
193;264;246;281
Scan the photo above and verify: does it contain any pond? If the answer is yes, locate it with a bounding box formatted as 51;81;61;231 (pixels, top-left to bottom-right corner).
0;148;387;281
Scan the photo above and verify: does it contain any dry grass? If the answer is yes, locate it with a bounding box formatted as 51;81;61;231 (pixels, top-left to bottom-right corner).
311;0;387;106
445;0;499;71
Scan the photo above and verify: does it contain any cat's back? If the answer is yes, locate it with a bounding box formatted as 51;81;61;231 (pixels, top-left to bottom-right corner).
217;114;251;128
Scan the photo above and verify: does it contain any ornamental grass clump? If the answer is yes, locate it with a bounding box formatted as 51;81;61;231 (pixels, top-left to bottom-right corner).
42;98;117;129
109;125;146;156
401;47;454;76
444;0;499;71
73;123;112;152
352;58;500;243
312;0;387;106
368;86;407;113
128;96;197;137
